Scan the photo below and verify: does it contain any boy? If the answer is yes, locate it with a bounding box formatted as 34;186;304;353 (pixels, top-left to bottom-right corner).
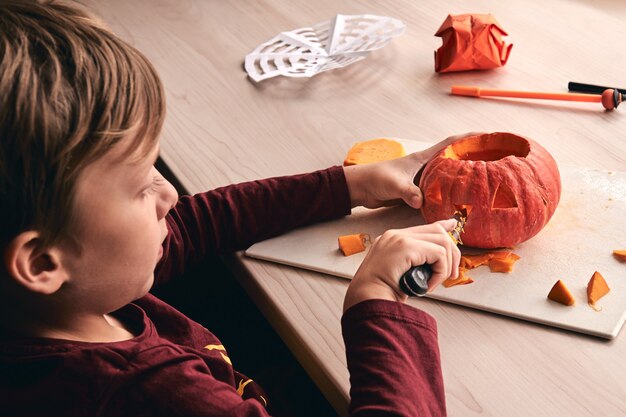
0;1;461;416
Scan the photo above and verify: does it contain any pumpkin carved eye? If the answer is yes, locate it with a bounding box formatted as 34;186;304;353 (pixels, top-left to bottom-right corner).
425;179;443;204
491;183;518;209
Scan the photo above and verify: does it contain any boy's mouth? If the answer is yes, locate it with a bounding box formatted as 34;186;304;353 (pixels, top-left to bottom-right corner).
158;229;168;260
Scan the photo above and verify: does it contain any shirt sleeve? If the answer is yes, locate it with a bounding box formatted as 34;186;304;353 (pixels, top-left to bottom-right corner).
155;166;351;283
341;299;447;417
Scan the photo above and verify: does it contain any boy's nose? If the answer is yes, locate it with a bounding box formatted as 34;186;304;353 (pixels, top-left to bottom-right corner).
157;178;178;219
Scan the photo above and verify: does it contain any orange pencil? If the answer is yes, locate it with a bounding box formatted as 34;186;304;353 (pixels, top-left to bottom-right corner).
451;85;624;110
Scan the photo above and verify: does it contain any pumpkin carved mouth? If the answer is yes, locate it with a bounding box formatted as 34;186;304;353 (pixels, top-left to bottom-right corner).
419;132;561;248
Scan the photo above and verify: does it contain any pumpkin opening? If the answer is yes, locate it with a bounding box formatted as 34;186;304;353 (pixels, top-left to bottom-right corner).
492;183;518;208
443;133;530;161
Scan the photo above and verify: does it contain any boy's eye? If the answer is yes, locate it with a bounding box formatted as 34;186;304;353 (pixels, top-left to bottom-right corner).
142;176;165;196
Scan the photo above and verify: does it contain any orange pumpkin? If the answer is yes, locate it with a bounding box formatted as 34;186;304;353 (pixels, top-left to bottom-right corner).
419;132;561;248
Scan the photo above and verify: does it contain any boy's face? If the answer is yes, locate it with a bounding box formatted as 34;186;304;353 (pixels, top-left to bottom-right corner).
59;137;178;314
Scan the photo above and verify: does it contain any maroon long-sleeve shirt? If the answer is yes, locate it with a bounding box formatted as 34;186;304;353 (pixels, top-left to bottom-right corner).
0;166;446;416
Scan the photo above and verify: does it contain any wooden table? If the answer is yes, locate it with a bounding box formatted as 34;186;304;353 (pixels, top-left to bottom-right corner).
87;1;626;415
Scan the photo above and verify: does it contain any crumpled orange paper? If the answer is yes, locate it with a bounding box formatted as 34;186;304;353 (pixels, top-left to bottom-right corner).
434;14;513;73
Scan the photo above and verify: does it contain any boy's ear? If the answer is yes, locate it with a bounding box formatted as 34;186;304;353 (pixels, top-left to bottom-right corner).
3;231;69;295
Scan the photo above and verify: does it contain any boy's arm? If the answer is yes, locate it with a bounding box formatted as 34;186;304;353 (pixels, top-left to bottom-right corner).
342;299;446;417
155;166;351;281
338;218;460;416
155;132;476;282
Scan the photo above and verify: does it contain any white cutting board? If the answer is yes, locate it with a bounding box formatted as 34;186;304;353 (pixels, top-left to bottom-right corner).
246;140;626;339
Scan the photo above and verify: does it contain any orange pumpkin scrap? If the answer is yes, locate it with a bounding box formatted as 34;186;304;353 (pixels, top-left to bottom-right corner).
460;251;520;272
487;252;521;273
445;251;520;289
587;271;610;306
338;234;369;256
419;132;561;248
613;249;626;261
547;280;576;306
343;138;406;166
443;267;474;288
460;254;492;269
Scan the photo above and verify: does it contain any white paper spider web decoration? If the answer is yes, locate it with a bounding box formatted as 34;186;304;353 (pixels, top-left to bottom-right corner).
245;14;406;82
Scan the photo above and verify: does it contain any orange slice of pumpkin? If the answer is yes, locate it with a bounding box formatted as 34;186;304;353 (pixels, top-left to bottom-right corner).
547;280;576;306
338;234;369;256
343;138;406;166
613;249;626;261
587;271;610;306
460;254;493;269
460;251;520;272
445;251;520;290
443;267;474;288
488;252;521;273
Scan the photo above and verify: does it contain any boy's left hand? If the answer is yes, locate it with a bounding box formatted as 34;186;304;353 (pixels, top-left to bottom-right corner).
343;132;483;209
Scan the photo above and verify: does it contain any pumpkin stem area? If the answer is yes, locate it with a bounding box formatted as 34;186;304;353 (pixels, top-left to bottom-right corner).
443;133;530;161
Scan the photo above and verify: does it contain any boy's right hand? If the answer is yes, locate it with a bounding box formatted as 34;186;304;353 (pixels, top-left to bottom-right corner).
343;219;461;312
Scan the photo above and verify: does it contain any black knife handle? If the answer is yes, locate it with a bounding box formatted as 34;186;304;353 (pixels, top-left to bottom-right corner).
399;263;433;297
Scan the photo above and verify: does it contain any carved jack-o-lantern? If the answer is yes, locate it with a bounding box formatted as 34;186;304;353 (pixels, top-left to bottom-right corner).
419;132;561;248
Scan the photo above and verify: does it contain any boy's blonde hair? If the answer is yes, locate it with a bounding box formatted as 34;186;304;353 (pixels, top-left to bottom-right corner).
0;0;165;252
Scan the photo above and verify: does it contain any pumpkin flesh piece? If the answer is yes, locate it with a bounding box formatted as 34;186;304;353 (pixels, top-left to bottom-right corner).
613;250;626;261
338;234;368;256
343;138;406;166
488;257;516;273
547;280;576;306
444;251;519;289
460;251;519;270
443;267;474;288
488;252;521;273
587;271;610;305
460;254;492;269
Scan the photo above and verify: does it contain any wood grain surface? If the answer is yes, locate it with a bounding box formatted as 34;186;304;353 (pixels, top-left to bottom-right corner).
85;1;626;416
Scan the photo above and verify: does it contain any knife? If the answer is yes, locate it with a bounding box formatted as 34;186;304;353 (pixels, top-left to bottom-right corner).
399;207;468;297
